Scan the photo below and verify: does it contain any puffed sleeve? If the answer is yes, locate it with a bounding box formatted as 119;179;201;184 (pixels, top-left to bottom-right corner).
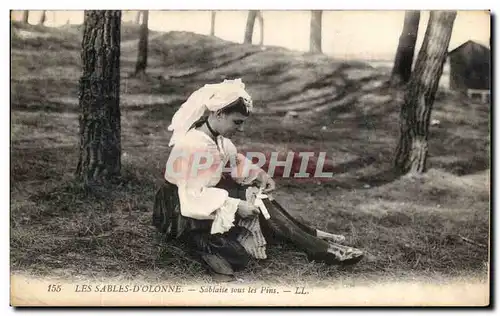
164;137;240;234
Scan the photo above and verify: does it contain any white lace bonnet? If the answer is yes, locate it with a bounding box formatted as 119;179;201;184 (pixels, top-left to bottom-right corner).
167;79;253;147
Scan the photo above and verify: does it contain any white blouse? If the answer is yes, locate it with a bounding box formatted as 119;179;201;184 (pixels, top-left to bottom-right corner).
164;129;262;234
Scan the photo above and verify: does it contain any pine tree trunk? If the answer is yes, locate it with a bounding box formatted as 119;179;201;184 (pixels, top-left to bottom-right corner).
135;11;141;24
22;11;29;24
390;11;421;86
310;10;322;53
76;10;122;184
210;11;216;36
244;10;258;44
257;11;264;46
38;10;47;26
394;11;457;175
135;10;149;75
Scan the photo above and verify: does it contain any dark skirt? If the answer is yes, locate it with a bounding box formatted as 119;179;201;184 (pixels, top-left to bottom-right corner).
153;177;259;274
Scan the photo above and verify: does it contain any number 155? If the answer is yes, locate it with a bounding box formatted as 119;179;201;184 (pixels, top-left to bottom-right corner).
47;285;61;292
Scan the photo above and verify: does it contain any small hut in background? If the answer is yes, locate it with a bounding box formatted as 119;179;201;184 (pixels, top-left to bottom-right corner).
447;40;491;103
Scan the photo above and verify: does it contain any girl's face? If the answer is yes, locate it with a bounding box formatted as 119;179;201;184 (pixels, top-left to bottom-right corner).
212;112;249;136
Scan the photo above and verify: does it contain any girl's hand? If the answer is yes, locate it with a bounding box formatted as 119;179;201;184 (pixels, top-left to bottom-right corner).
255;172;276;193
237;200;260;218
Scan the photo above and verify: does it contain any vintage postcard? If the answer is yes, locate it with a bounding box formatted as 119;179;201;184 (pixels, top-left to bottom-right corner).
10;9;491;307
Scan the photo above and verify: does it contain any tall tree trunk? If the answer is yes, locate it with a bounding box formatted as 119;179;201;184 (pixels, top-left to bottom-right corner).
390;11;421;86
310;10;322;53
135;10;149;75
135;11;141;24
210;11;216;36
22;11;29;24
394;11;457;175
38;10;47;26
77;10;122;184
257;11;264;46
244;10;258;44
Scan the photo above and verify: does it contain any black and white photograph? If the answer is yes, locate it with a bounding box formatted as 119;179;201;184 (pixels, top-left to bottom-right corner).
9;9;491;306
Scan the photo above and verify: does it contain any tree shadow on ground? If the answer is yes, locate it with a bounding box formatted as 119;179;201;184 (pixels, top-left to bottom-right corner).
11;145;77;183
140;101;184;121
11;101;78;113
431;156;490;176
356;167;403;187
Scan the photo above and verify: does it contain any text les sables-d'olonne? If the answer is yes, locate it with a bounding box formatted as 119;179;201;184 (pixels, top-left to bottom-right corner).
71;284;310;294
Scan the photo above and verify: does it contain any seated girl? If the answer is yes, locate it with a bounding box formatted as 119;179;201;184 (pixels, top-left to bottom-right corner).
153;79;363;279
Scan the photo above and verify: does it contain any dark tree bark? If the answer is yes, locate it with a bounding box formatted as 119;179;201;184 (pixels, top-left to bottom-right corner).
135;11;141;24
310;10;322;53
76;10;122;184
134;10;149;75
210;11;216;36
394;11;457;174
38;10;46;26
22;11;29;24
257;11;264;46
244;10;258;44
390;11;421;86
